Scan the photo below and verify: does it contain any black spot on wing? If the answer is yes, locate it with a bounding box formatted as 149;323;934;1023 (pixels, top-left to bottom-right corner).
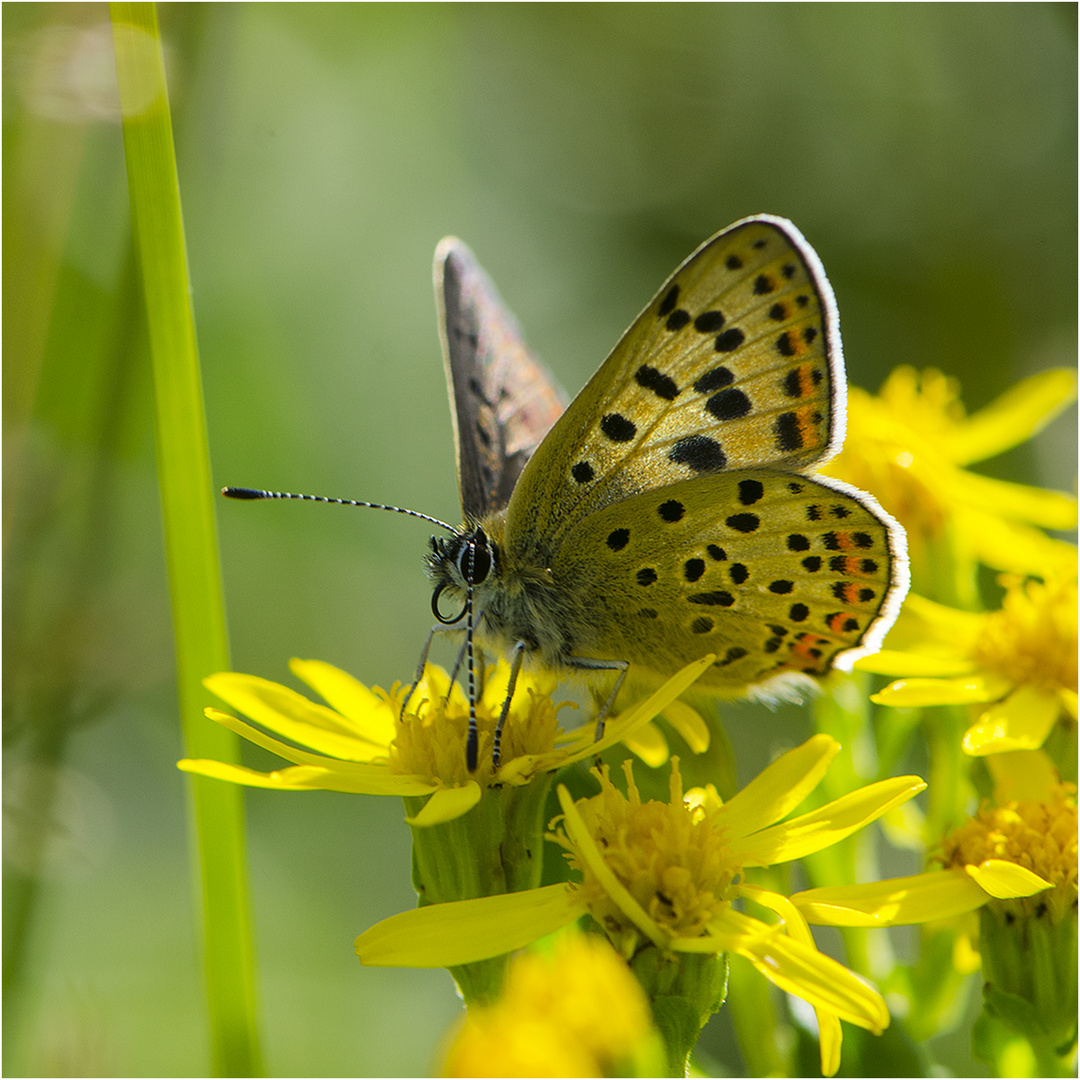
658;284;680;318
706;388;751;421
693;366;734;393
635;365;679;401
600;414;636;442
669;435;725;472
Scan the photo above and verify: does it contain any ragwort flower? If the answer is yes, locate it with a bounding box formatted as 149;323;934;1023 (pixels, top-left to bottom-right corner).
440;932;665;1078
858;574;1078;755
181;655;714;1004
179;654;712;826
355;734;925;1075
791;751;1073;1070
824;366;1076;584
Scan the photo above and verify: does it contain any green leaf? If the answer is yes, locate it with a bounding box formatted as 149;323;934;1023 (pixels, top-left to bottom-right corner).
110;4;261;1074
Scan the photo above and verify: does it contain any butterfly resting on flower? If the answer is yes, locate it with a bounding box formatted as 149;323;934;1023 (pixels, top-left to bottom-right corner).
227;216;908;772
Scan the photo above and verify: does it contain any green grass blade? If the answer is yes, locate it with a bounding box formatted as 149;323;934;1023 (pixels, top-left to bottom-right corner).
110;5;263;1074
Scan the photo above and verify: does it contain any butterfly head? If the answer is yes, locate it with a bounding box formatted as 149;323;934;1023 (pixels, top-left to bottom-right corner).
428;525;498;624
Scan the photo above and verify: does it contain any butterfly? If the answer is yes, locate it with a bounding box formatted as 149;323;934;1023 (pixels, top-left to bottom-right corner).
228;215;908;773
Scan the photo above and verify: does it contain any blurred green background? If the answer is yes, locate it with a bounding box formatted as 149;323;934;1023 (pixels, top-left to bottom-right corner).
4;4;1075;1076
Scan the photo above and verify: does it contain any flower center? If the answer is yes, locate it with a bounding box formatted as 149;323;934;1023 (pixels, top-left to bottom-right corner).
556;760;736;952
942;782;1078;920
384;666;563;784
973;576;1078;695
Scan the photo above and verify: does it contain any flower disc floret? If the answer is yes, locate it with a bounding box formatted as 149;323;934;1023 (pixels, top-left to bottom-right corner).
941;782;1078;922
386;665;563;787
973;576;1078;698
551;759;734;951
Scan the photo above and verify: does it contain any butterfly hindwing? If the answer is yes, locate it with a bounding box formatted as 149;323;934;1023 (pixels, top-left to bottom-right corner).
436;237;568;519
505;216;842;555
549;469;905;694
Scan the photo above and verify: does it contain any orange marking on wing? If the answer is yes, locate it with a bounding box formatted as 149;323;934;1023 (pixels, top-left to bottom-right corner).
834;582;860;605
794;404;823;448
826;612;859;635
789;632;830;671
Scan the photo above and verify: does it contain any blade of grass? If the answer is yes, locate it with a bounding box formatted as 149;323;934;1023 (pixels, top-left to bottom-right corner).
110;5;263;1075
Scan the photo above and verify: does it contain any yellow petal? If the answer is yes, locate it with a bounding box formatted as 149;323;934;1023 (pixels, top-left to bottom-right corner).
706;908;889;1033
721;735;839;837
735;886;846;1076
619;721;670;768
659;699;710;753
204;673;387;760
854;650;978;677
200;709;437;794
562;655;714;766
953;470;1078;530
289;658;397;745
178;759;337;790
178;753;437;797
557;784;666;948
731;776;925;865
871;673;1013;707
963;508;1080;576
966;858;1053;899
985;749;1060;802
404;781;482;826
942;368;1077;465
354;883;584;967
895;593;986;640
962;685;1061;755
817;1010;843;1077
791;867;989;926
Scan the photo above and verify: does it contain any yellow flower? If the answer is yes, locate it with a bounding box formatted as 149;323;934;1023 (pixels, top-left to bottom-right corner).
789;750;1058;928
858;575;1078;755
791;751;1073;1062
824;366;1076;579
940;761;1076;925
355;735;926;1076
179;655;713;826
439;933;665;1078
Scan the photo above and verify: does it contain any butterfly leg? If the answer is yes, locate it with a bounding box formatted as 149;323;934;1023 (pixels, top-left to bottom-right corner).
401;624;468;719
566;656;629;743
492;641;528;770
399;625;443;719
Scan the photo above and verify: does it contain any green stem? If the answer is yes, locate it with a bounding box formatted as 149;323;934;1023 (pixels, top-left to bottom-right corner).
109;6;262;1074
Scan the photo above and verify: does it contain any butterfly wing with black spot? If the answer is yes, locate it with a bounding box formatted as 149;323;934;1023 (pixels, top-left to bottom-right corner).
549;469;907;693
505;215;845;556
436;237;568;519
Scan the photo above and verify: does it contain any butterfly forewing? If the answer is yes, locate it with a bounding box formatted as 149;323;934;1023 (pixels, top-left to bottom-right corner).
550;470;904;693
505;216;842;553
436;238;568;519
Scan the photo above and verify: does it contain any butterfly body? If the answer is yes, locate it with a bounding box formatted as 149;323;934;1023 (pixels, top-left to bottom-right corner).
428;217;908;740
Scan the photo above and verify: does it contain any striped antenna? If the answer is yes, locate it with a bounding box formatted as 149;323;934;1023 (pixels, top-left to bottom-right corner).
222;487;454;533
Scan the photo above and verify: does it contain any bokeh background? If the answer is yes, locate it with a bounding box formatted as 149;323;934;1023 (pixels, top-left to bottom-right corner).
4;4;1076;1076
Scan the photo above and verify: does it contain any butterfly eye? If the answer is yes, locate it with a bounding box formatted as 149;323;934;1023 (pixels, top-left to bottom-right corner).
459;527;493;585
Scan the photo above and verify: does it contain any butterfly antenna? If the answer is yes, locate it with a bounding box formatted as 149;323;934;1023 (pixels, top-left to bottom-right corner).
222;487;455;532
